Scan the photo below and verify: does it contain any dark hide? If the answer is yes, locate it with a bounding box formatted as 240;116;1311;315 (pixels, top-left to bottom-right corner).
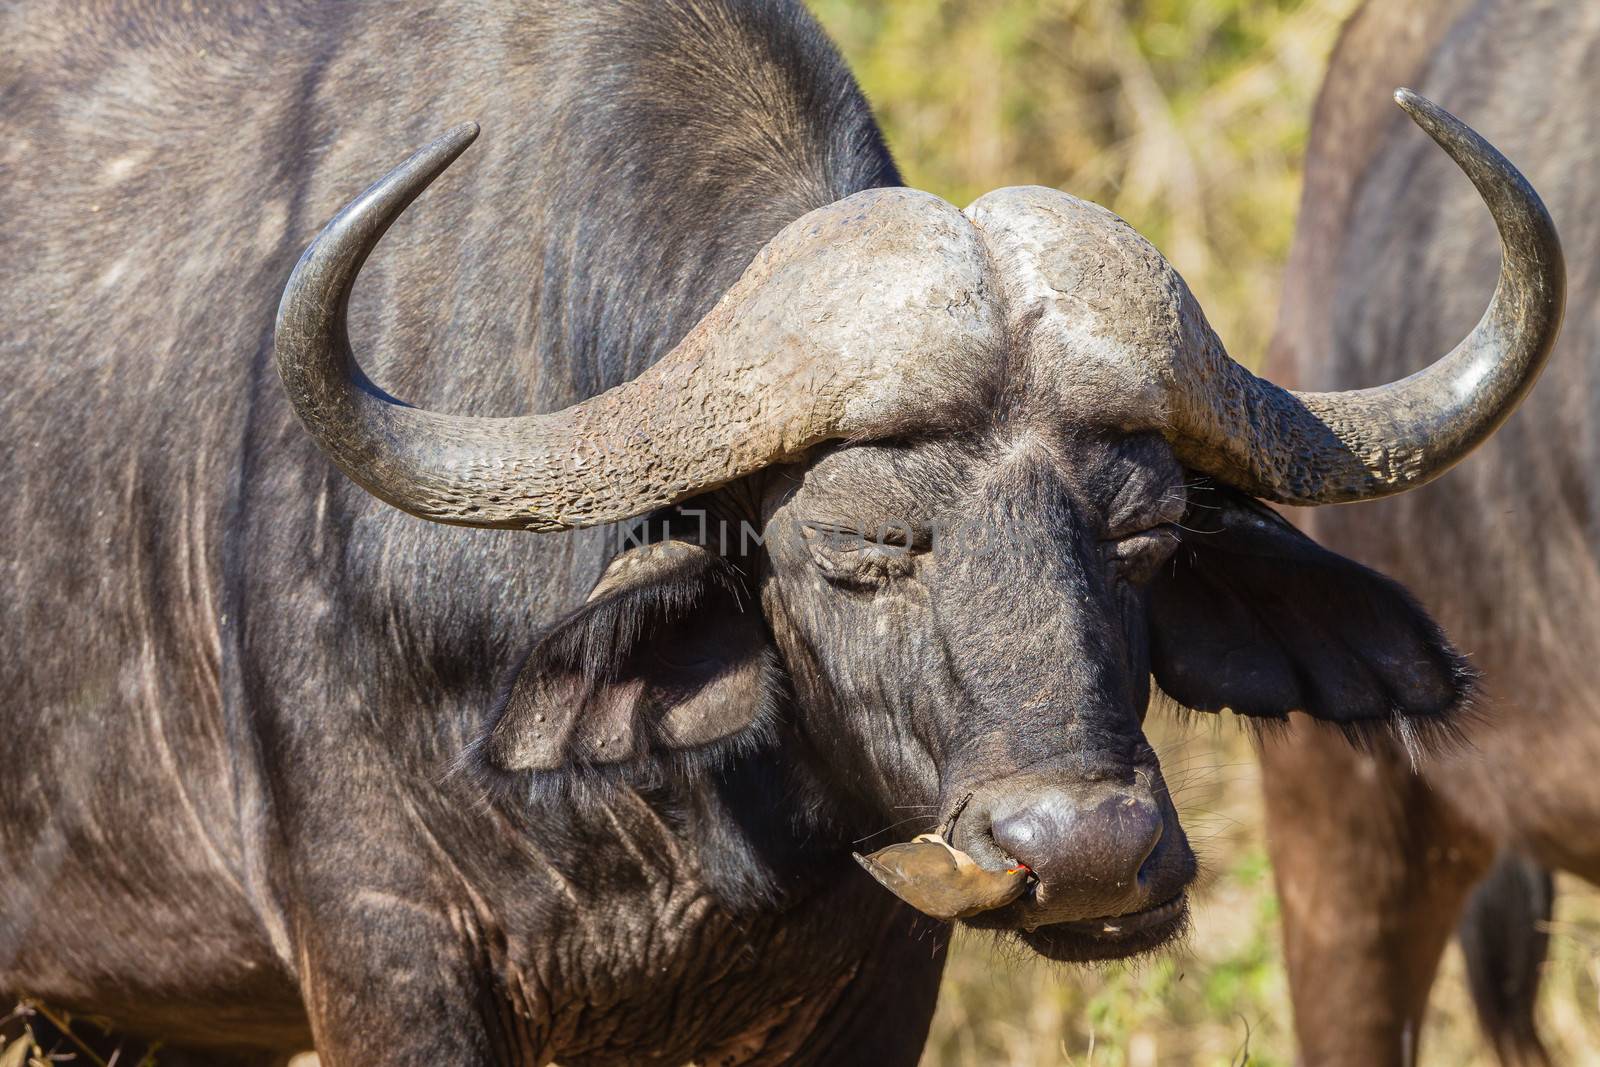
0;0;1488;1062
1149;481;1471;740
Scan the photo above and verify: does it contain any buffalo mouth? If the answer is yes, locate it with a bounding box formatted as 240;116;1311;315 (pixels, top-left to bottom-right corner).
1018;892;1189;961
968;891;1190;962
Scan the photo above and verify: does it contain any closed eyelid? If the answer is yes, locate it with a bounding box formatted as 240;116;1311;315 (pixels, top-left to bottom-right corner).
801;518;930;549
1104;489;1186;539
801;527;919;589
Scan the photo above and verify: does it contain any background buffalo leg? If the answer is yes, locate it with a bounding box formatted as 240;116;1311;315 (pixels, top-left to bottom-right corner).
1459;851;1554;1067
1260;724;1492;1067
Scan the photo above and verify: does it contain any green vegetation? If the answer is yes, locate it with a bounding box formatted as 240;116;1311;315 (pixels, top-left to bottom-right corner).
803;3;1600;1064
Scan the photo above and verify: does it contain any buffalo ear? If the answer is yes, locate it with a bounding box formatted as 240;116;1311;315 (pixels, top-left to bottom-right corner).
487;540;778;774
1146;482;1474;737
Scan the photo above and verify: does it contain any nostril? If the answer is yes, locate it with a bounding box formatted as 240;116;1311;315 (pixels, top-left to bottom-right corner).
991;792;1165;895
988;792;1073;871
1116;796;1164;873
1129;801;1164;884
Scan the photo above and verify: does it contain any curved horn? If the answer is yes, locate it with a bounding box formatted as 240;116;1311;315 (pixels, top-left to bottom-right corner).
1170;90;1564;504
276;127;995;531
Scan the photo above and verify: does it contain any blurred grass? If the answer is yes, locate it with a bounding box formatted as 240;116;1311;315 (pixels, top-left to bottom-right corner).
805;2;1600;1064
810;0;1358;366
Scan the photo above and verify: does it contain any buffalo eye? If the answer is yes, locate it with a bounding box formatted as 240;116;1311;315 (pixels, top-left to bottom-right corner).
801;520;921;589
1109;523;1180;585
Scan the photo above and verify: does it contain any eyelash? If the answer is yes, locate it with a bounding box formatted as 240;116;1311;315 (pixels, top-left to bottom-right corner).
801;523;921;587
800;514;1180;588
801;521;924;549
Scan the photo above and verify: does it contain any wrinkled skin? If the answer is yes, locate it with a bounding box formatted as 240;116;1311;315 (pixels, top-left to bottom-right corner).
490;418;1209;964
766;433;1193;952
1261;2;1600;1064
494;393;1471;966
2;0;1481;1063
760;432;1197;957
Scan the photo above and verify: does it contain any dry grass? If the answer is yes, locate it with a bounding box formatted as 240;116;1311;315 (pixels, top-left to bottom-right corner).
812;0;1358;364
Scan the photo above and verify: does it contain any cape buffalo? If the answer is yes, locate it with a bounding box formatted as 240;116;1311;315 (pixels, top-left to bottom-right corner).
1261;2;1596;1064
0;1;1562;1063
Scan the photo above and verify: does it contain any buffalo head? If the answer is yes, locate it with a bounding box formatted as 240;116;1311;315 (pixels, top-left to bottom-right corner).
274;91;1562;961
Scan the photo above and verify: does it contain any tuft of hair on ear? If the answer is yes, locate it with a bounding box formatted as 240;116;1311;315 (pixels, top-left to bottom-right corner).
1152;639;1478;769
539;540;730;687
473;538;786;800
1271;577;1481;765
1326;650;1481;769
506;652;786;806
